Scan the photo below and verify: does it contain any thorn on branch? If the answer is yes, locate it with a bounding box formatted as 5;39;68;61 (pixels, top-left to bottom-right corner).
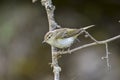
101;56;107;60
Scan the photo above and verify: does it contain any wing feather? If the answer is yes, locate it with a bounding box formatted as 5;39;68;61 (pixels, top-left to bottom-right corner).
54;28;81;39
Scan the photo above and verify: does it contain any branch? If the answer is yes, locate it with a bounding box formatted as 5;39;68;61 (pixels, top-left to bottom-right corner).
60;35;120;54
101;43;111;71
34;0;120;79
40;0;61;80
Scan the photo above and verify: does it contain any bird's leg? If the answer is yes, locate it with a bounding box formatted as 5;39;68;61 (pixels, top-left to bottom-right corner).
76;38;80;43
61;48;65;54
55;48;64;59
67;47;72;54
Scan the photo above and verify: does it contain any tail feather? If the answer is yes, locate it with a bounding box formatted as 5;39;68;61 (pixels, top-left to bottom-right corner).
83;25;95;30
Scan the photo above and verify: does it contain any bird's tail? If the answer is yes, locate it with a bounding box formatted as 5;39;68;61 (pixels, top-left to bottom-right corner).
82;25;95;30
76;25;95;36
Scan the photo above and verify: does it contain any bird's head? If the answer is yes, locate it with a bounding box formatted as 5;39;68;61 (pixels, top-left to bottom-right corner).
43;31;54;44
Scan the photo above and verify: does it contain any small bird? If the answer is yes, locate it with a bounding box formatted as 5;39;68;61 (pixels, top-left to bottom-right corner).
43;25;94;49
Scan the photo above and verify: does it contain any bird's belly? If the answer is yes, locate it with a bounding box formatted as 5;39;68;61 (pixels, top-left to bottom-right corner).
54;37;74;48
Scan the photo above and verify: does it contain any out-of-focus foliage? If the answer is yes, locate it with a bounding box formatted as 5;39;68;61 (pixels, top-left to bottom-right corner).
0;0;120;80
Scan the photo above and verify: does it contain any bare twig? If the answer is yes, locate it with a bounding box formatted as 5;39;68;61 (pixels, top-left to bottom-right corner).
60;35;120;54
83;29;98;43
41;0;61;80
101;43;111;71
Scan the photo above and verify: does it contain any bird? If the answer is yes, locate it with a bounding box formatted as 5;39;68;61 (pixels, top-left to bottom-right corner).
43;25;94;49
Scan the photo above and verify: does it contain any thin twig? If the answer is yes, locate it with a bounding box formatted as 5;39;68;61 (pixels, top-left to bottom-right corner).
105;43;110;70
79;25;98;43
60;35;120;54
105;43;111;70
83;29;98;43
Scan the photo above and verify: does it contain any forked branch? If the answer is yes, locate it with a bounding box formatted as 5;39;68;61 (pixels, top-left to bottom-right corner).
60;35;120;54
33;0;120;80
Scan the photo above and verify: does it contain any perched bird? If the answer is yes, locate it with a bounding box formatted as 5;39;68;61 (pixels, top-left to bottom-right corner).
43;25;94;49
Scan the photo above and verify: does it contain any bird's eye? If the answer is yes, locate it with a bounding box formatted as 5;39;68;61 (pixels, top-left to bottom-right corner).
47;34;52;39
46;32;53;40
48;36;51;39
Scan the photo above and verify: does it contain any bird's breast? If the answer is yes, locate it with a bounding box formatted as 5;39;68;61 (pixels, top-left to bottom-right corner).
54;37;75;48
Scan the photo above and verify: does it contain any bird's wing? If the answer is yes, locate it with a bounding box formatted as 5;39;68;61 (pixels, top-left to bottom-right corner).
55;28;67;39
55;28;81;39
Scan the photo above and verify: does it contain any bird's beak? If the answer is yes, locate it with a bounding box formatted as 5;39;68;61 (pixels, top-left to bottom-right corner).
42;40;46;44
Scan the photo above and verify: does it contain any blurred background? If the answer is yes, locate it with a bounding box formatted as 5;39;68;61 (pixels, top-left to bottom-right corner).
0;0;120;80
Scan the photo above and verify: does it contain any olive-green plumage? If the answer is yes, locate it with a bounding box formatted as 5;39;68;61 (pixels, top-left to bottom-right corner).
43;25;94;49
43;28;82;48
